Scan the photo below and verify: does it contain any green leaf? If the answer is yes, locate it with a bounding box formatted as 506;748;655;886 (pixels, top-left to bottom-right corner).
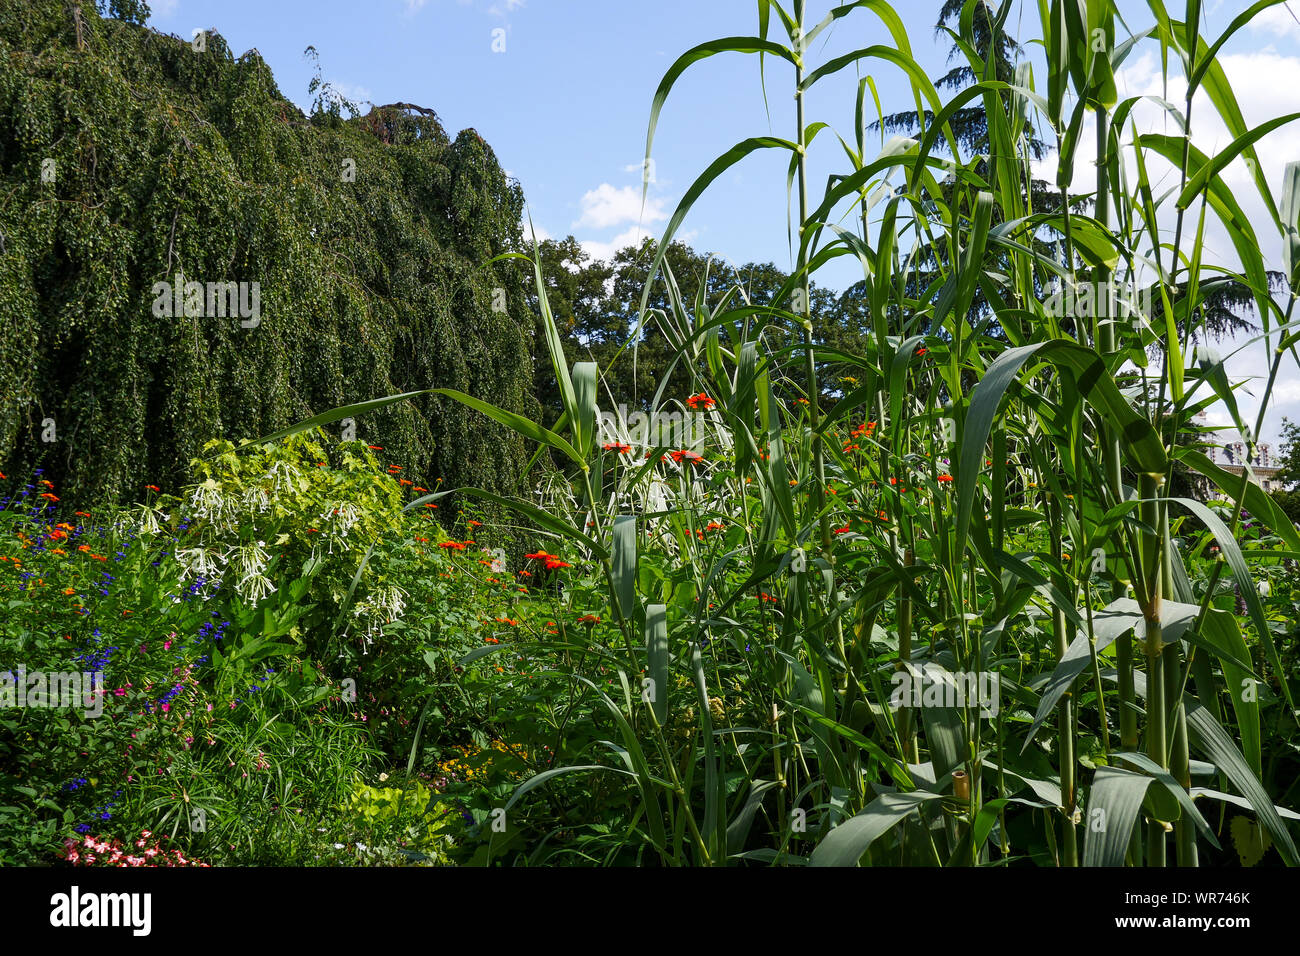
1185;698;1298;864
431;388;585;467
612;516;638;623
645;604;668;727
505;765;634;811
809;791;946;866
1083;766;1153;867
1169;497;1294;714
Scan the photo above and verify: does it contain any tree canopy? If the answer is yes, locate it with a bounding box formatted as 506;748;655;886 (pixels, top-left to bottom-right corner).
0;0;537;525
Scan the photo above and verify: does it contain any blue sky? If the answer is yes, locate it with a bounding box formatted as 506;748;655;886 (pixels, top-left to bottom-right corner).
140;0;1300;448
142;0;1004;287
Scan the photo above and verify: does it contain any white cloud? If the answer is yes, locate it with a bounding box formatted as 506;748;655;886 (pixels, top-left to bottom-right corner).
150;0;178;17
331;82;372;106
1245;3;1300;38
579;225;656;264
573;184;667;230
521;219;551;244
579;226;697;264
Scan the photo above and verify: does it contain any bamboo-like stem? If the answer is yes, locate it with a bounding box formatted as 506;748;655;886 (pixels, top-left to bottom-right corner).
1140;473;1166;867
793;37;832;562
1158;510;1196;867
1049;494;1077;866
898;547;918;763
1093;104;1142;866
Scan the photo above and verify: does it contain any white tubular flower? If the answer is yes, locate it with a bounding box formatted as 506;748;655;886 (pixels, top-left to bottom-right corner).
135;504;164;537
330;502;361;537
243;485;271;515
175;545;227;582
188;480;233;532
235;540;271;582
236;571;276;605
264;460;298;499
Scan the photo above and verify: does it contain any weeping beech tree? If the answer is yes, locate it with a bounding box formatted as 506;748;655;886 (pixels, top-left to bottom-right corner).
0;0;537;522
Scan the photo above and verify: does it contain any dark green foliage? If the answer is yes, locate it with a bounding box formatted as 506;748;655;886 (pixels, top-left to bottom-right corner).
0;0;536;530
527;235;875;424
1272;489;1300;525
1275;417;1300;490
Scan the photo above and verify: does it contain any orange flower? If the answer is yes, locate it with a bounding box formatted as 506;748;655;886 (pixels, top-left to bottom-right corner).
399;479;412;486
524;551;555;561
467;520;481;528
63;587;75;595
603;442;632;454
39;493;59;501
368;445;384;451
669;449;703;465
438;541;467;551
685;393;716;410
144;484;160;492
937;474;953;483
577;614;601;625
544;558;571;570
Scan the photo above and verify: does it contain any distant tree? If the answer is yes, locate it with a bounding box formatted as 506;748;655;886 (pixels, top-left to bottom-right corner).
1276;417;1300;490
525;237;876;423
875;0;1046;163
